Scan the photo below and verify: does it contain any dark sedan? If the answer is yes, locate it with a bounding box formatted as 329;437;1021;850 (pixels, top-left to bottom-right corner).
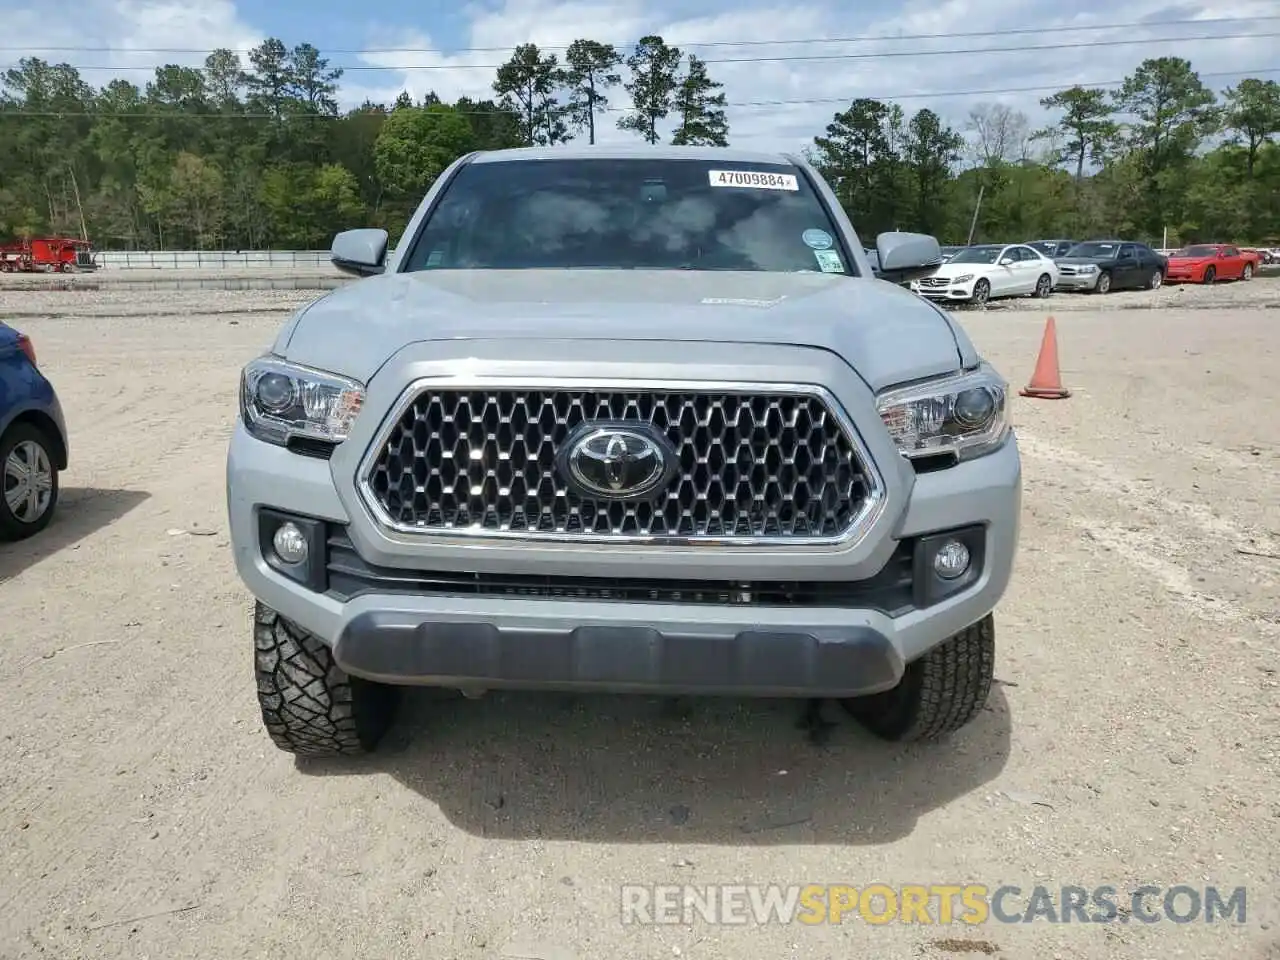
1054;240;1167;294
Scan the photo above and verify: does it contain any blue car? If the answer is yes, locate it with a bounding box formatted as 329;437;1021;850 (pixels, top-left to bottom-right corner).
0;322;68;540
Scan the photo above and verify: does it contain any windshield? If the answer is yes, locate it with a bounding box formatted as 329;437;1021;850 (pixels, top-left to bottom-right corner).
947;245;1003;265
401;158;855;275
1066;242;1119;259
1029;241;1063;255
1175;245;1218;257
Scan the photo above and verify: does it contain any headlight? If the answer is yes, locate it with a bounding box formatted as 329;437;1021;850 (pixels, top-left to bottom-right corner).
952;274;974;283
876;366;1009;461
1079;264;1098;273
239;356;365;446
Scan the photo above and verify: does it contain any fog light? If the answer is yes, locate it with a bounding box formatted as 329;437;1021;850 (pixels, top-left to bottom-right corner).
932;539;971;580
272;522;309;564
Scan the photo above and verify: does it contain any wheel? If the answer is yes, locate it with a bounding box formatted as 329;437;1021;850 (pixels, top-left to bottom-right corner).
1033;273;1053;298
1147;270;1163;290
1202;266;1216;284
842;615;995;742
970;279;990;307
254;601;399;757
1242;263;1253;281
1094;271;1112;294
0;423;60;541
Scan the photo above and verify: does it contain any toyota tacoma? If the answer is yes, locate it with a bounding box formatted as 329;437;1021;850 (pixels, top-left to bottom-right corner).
226;145;1022;758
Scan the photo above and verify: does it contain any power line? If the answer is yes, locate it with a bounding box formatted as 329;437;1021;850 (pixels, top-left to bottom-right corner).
2;67;1275;120
2;15;1274;56
9;31;1275;74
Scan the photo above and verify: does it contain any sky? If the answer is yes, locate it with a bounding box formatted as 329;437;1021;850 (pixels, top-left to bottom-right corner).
4;0;1279;155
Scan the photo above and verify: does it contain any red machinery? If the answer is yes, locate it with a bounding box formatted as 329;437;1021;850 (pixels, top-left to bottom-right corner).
0;236;98;273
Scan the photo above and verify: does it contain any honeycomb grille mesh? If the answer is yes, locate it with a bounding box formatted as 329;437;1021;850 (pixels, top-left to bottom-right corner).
363;388;872;540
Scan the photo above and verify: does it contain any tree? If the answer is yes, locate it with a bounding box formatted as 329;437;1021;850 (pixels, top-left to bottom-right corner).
965;103;1032;167
618;36;682;144
244;39;293;119
1113;57;1219;234
1037;86;1118;181
671;55;728;146
492;43;567;146
902;108;964;237
0;40;1277;252
203;50;245;109
1223;78;1280;178
811;99;894;231
288;43;342;116
560;40;622;145
373;103;477;238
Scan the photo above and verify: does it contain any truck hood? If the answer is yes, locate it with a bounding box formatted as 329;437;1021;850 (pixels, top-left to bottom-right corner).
1054;257;1109;267
278;269;969;392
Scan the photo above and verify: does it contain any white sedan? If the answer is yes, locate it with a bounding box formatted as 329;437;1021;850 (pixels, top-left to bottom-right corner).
911;243;1060;306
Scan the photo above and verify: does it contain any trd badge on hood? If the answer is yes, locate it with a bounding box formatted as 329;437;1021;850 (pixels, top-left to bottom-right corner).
558;423;679;500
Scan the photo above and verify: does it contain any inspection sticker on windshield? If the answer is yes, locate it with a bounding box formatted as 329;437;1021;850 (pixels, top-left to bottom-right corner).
813;249;844;273
708;169;798;191
802;229;833;250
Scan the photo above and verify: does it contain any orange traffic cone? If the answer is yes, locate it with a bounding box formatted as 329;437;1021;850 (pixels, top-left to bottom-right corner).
1020;316;1071;399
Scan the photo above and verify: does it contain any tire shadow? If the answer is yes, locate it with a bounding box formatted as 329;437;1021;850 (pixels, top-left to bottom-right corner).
0;487;150;582
297;685;1011;846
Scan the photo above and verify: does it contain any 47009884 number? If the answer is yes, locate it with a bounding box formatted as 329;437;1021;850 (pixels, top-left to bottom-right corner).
707;169;799;191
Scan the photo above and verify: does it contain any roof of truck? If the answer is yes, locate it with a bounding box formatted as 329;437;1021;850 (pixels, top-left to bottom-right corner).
468;145;800;165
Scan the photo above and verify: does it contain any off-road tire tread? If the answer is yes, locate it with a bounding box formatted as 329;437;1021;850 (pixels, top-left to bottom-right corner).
253;602;394;757
844;616;995;742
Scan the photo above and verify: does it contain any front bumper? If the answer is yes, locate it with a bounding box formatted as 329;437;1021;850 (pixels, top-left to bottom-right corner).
228;431;1021;697
1054;272;1099;291
912;280;978;302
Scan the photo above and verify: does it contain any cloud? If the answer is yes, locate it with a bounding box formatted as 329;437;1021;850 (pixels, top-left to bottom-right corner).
353;0;1280;151
4;0;261;78
3;0;1277;153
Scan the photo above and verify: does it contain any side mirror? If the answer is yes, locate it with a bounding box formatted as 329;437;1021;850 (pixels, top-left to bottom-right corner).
999;257;1014;266
331;228;389;277
874;231;943;284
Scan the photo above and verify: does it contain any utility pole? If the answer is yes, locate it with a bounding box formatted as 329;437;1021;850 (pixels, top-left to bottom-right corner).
966;184;985;247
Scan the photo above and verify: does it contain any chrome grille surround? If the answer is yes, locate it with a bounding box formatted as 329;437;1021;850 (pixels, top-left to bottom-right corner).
355;377;887;548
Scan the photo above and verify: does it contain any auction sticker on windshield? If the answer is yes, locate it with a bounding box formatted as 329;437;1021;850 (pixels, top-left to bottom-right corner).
708;170;799;191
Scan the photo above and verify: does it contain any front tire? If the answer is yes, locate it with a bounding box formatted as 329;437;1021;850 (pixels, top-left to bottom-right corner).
970;279;991;307
1202;266;1216;284
1094;271;1112;294
1033;273;1053;298
1147;269;1163;290
254;602;398;757
1242;263;1254;281
842;615;995;742
0;422;60;541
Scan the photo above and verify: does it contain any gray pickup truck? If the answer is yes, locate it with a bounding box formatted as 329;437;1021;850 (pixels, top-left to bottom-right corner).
226;145;1021;758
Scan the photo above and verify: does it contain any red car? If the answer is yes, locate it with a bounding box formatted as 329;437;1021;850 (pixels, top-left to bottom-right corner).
1164;244;1260;284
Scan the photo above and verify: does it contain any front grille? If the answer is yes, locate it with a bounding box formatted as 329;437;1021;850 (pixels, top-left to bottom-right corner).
917;277;948;288
325;528;913;611
362;385;875;542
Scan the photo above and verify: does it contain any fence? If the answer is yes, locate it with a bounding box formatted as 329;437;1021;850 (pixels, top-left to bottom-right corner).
94;249;359;270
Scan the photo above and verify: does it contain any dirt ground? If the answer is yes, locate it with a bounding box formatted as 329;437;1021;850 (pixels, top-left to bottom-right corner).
1;273;1278;960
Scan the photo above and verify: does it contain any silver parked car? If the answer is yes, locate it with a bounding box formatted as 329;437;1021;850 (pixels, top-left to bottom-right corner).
226;145;1022;758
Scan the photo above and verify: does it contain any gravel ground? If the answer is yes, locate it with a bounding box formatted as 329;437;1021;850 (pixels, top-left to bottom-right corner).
1;278;1278;960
